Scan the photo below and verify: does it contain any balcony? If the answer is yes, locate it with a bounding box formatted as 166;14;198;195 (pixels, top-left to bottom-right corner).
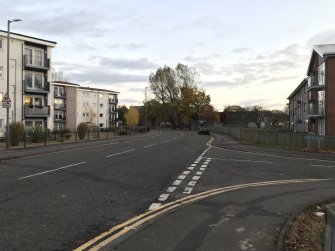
307;74;325;91
109;98;118;104
54;103;66;110
24;105;50;117
54;92;66;98
24;55;50;71
308;103;324;118
54;116;66;122
109;108;117;113
24;80;50;94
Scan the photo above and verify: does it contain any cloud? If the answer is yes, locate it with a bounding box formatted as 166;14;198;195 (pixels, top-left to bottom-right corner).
90;56;159;70
125;43;146;50
307;29;335;46
231;47;253;54
202;80;236;88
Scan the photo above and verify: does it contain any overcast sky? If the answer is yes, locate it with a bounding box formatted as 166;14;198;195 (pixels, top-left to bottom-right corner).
1;0;335;111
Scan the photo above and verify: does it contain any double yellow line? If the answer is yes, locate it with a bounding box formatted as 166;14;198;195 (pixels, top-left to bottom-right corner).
74;178;329;251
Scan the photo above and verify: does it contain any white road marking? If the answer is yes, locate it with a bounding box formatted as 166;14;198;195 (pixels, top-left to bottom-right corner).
201;165;207;168
188;181;197;186
310;164;335;168
183;171;191;175
209;157;273;164
194;161;199;164
167;186;177;193
192;176;201;181
191;164;197;167
204;162;210;165
148;203;161;211
183;187;193;194
173;180;182;186
106;149;135;158
19;162;87;180
144;143;157;148
196;171;203;175
158;194;169;202
162;139;170;143
200;167;206;171
188;167;194;170
178;175;187;180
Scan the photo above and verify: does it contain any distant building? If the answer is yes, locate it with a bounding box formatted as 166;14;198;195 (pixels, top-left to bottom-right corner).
288;44;335;136
0;30;56;131
52;81;119;130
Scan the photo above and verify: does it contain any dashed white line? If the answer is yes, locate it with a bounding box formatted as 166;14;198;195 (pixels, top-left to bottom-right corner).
173;180;182;186
188;166;195;170
196;171;203;175
182;171;191;175
148;203;161;211
191;164;197;167
178;175;187;180
144;143;157;148
167;186;177;193
162;139;170;143
106;149;135;158
192;176;201;181
200;167;206;171
183;187;193;194
201;165;207;168
158;194;169;202
188;181;197;186
19;162;87;180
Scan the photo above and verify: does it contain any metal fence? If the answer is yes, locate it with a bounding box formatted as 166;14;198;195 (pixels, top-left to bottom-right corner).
1;127;148;150
210;126;335;151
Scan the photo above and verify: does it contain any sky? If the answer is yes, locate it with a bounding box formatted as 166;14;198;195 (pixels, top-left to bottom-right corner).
1;0;335;111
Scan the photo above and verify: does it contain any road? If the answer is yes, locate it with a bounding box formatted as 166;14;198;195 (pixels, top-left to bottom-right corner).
0;130;209;250
1;130;335;250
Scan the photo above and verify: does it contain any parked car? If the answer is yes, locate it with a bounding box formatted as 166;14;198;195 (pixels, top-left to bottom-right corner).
198;127;209;135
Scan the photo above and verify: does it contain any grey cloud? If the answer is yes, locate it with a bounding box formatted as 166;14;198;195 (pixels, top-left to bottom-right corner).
192;15;225;30
69;71;147;84
125;43;146;50
232;47;253;54
119;98;142;105
307;29;335;46
202;80;236;88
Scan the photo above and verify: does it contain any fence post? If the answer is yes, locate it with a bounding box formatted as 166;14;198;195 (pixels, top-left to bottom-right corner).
44;130;47;146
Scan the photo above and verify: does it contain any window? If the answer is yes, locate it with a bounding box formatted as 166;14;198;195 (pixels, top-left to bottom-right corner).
54;99;65;109
100;103;103;107
318;63;325;86
24;96;44;107
99;113;103;117
0;66;3;78
99;123;104;128
82;112;89;117
54;86;65;96
25;72;45;90
92;93;96;97
25;120;43;130
0;39;3;49
55;111;65;120
83;102;89;107
25;47;44;66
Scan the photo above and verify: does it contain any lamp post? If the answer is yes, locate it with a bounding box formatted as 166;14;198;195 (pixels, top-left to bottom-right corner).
6;19;22;150
144;87;148;133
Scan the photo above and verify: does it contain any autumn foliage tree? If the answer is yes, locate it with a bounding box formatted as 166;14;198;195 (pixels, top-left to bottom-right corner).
124;107;140;126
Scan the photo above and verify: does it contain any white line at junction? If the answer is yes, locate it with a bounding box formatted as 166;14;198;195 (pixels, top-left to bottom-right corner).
106;149;135;158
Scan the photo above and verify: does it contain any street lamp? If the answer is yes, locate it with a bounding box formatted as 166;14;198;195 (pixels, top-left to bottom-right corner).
6;19;22;150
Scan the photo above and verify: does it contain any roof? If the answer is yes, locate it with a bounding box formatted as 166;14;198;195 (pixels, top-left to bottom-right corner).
0;29;57;46
287;78;308;99
52;81;119;94
307;44;335;75
52;81;80;87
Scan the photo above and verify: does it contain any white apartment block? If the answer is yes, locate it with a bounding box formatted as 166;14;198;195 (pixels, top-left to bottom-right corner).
0;30;56;131
52;81;119;130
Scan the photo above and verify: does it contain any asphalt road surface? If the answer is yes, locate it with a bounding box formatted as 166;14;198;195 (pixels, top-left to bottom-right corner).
1;130;335;251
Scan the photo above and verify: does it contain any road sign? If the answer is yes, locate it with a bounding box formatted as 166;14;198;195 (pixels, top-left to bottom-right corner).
2;93;11;108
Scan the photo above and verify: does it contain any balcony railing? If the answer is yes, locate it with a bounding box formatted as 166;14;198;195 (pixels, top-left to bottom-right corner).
54;103;66;110
109;108;117;113
54;116;66;122
308;103;325;117
24;105;50;117
54;92;67;98
24;55;50;70
307;74;325;91
24;80;50;94
109;98;118;104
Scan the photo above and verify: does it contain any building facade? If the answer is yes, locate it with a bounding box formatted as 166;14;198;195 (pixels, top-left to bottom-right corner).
52;81;119;130
0;30;56;131
288;44;335;136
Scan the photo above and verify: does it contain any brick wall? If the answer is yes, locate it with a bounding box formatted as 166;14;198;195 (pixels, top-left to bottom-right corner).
326;57;335;136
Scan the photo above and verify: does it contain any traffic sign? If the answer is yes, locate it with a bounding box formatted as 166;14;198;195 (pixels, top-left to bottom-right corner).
2;93;11;108
2;93;11;103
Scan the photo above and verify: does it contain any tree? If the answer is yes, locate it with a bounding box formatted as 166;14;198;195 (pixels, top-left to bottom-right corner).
202;105;220;123
124;107;140;126
149;63;211;128
117;105;128;125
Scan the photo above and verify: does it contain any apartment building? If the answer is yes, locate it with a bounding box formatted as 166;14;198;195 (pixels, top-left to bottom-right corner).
288;44;335;136
0;30;56;131
52;81;119;130
288;78;308;132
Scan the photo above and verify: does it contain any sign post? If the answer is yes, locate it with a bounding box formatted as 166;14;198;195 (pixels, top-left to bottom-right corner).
2;93;11;108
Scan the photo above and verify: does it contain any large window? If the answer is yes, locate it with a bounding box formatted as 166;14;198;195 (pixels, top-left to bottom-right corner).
0;38;3;49
55;110;65;120
54;86;65;96
25;72;45;90
54;99;65;109
24;96;44;106
318;63;325;86
25;47;44;66
25;120;44;130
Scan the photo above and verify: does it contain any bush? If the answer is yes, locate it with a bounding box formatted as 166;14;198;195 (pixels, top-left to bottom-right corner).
10;121;25;146
28;126;45;143
77;122;88;140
